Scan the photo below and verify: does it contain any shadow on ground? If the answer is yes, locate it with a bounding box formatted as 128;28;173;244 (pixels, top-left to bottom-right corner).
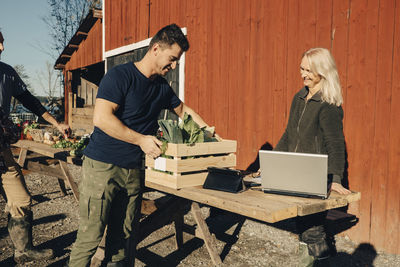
0;214;67;240
0;214;76;267
134;207;377;267
315;243;377;267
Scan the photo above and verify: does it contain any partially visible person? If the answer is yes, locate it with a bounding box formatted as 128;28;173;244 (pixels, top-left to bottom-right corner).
274;47;351;266
68;24;213;267
0;29;71;264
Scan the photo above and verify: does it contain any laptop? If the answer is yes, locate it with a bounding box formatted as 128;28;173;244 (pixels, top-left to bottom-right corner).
259;150;329;199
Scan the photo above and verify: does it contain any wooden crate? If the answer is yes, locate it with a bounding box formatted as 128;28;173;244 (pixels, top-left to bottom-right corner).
27;129;44;142
145;140;237;189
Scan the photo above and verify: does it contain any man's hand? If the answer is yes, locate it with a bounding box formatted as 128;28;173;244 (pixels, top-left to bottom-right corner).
331;182;352;195
139;135;163;159
57;123;71;139
41;112;71;139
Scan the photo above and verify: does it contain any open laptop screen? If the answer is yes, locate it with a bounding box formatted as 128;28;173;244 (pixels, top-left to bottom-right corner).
259;150;328;199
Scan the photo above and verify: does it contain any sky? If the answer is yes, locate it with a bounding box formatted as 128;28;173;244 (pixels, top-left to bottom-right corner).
0;0;62;97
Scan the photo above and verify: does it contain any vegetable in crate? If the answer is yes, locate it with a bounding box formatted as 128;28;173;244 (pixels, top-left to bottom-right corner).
179;113;217;144
158;119;183;144
157;112;218;150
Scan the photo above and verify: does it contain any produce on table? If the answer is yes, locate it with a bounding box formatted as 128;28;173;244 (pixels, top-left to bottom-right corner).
50;134;90;157
52;138;75;148
69;135;90;157
43;132;55;145
23;122;39;135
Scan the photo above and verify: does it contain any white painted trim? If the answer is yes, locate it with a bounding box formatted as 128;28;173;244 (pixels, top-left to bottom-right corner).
104;37;152;58
102;1;107;72
103;27;187;101
102;0;105;61
179;52;185;102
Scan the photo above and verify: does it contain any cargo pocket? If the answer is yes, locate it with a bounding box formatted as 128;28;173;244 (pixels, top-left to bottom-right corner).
78;192;106;233
79;190;105;219
79;194;90;220
88;194;104;222
87;180;106;221
80;156;112;225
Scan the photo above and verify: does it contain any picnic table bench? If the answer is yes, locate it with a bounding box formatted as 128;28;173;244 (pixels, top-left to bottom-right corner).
12;140;80;201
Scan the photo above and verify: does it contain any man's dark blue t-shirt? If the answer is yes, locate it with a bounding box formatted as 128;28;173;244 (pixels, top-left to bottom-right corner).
84;62;181;169
0;61;27;115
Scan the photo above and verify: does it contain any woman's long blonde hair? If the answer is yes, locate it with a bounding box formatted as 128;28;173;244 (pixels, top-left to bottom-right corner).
303;48;343;106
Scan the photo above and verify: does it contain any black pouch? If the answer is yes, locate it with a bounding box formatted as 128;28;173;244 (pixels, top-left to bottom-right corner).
203;167;245;193
0;107;20;148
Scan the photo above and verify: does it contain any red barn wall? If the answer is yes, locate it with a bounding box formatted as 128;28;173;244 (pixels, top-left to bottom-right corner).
105;0;400;254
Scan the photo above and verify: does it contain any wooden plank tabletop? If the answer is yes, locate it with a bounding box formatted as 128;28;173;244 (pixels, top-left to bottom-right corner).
12;140;82;165
13;140;68;158
145;181;361;223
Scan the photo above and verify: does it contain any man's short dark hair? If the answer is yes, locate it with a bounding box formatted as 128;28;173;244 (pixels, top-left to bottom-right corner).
149;24;189;52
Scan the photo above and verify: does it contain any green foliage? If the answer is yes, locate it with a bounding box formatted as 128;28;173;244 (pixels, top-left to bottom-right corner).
158;119;183;144
157;113;218;146
180;113;204;144
52;138;73;149
68;135;90;156
23;122;40;135
52;135;90;157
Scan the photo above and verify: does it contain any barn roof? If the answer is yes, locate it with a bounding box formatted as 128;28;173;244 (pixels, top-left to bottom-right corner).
54;8;102;70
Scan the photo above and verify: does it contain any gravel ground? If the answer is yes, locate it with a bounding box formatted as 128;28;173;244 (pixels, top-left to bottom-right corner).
1;163;399;267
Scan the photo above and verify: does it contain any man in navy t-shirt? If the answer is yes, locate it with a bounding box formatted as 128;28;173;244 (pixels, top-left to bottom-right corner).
69;24;212;267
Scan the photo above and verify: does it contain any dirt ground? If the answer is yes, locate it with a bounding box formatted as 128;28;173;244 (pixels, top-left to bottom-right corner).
1;163;400;267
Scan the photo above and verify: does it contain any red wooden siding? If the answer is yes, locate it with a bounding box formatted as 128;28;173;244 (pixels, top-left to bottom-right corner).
105;0;149;51
64;19;103;71
104;0;400;254
387;0;400;253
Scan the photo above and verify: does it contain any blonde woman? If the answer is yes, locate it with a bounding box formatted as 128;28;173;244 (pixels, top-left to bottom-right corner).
274;48;351;265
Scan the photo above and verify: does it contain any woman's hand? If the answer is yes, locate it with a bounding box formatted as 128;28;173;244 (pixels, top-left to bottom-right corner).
331;182;352;195
252;169;261;178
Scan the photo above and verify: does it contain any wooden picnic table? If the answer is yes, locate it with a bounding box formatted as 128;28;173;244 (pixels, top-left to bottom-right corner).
10;140;361;266
142;181;361;266
12;140;80;201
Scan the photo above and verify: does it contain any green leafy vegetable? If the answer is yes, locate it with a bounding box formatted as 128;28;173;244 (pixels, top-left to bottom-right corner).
157;113;218;146
69;136;90;157
23;122;40;135
158;119;183;144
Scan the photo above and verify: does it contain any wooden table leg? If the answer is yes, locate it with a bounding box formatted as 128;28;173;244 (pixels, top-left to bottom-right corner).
191;202;222;266
138;197;187;242
17;148;28;167
57;179;68;196
173;213;184;249
58;160;80;201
